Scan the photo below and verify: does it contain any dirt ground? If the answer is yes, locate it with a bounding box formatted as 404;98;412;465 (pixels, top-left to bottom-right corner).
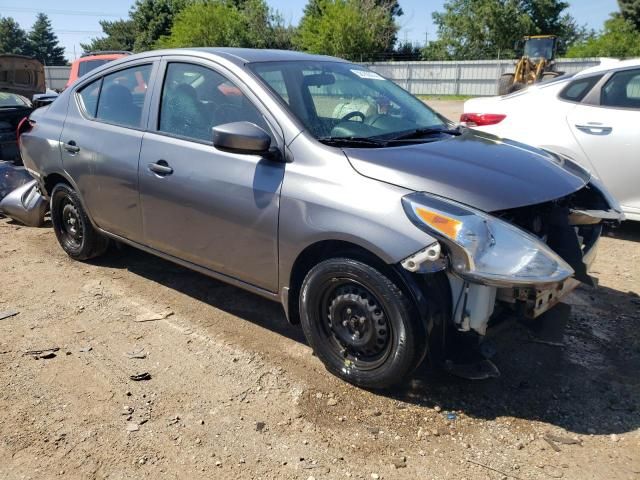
1;213;639;480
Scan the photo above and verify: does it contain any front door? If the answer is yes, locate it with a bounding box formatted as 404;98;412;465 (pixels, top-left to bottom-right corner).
138;60;285;291
567;68;640;215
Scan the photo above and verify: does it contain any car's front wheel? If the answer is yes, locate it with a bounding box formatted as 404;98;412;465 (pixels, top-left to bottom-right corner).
51;183;109;261
299;258;426;389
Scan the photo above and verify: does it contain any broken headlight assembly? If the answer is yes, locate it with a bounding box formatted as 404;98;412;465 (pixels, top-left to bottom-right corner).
402;192;574;287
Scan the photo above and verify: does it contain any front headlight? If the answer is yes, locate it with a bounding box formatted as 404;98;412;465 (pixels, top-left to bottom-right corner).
402;192;574;286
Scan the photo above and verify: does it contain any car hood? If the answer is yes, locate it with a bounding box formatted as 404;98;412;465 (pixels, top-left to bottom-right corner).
343;129;590;212
0;55;45;100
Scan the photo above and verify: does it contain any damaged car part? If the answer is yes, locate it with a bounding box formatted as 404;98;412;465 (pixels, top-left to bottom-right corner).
0;179;48;227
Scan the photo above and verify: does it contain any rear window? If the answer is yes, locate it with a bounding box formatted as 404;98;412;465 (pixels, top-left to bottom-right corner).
0;92;29;107
559;75;602;103
78;59;111;77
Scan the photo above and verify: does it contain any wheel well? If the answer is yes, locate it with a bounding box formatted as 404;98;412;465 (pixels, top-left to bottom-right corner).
287;240;402;325
43;173;70;196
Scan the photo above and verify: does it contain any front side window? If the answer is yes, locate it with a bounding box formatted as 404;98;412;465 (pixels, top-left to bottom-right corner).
95;64;151;127
601;69;640;109
250;61;446;141
158;62;269;143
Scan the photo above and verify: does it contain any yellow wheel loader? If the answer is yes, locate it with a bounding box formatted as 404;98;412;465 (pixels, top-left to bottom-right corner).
498;35;563;95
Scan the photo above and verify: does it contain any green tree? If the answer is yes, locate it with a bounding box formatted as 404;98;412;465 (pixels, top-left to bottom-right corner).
80;19;136;53
422;0;583;60
0;17;29;55
26;13;66;65
295;0;398;60
156;1;245;48
618;0;640;29
130;0;190;51
566;15;640;58
157;0;295;49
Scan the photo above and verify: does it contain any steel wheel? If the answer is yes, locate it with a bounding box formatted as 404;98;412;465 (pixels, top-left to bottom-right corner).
320;281;393;371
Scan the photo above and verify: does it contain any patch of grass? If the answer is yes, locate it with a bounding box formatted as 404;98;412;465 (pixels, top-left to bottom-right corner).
417;94;473;101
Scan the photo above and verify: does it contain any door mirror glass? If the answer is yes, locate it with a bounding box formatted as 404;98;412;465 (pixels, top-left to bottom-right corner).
213;121;271;154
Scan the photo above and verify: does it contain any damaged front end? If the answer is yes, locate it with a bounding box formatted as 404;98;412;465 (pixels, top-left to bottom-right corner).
400;179;623;376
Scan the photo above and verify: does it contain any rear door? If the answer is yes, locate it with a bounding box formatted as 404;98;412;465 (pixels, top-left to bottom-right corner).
138;58;285;291
60;61;157;242
567;68;640;215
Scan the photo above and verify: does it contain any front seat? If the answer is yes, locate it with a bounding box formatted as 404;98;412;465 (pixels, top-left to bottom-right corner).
160;83;210;140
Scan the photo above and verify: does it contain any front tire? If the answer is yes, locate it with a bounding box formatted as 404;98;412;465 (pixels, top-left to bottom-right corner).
51;183;109;261
299;258;426;389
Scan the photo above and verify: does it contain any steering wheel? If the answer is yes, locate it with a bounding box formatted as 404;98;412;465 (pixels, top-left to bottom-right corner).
340;111;366;122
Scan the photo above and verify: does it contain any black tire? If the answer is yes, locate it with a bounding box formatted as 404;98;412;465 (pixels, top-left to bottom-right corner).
498;73;515;95
507;82;526;94
50;183;109;261
541;71;561;82
299;258;426;389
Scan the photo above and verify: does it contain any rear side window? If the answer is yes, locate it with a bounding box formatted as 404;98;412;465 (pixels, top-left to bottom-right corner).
78;78;101;117
601;69;640;109
559;75;602;103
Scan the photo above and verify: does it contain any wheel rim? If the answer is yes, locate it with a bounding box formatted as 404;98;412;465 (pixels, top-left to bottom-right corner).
59;198;83;249
319;280;393;371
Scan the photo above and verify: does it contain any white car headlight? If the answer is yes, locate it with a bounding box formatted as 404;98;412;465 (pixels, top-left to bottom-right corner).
402;192;574;286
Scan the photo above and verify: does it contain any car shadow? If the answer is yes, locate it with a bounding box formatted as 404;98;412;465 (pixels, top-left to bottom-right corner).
90;246;639;436
605;221;640;242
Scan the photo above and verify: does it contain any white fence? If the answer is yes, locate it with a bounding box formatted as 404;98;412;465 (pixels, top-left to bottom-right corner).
44;58;603;96
44;66;71;91
361;58;602;96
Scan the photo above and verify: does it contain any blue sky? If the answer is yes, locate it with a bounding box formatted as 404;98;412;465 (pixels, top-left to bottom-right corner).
0;0;619;60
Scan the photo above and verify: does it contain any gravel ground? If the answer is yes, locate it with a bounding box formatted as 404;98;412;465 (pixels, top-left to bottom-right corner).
1;215;639;480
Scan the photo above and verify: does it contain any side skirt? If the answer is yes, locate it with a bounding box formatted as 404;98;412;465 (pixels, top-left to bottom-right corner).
98;229;281;303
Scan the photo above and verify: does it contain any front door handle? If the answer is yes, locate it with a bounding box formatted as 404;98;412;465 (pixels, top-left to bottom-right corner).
575;124;613;135
148;160;173;176
63;140;80;154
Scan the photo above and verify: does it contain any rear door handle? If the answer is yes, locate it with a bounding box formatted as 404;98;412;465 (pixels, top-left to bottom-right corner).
148;160;173;176
63;140;80;153
575;124;613;135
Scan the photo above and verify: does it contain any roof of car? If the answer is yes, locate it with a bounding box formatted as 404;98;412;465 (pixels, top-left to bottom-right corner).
129;48;350;65
576;58;640;77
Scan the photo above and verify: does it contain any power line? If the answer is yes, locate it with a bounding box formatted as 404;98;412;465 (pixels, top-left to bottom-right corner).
0;6;124;17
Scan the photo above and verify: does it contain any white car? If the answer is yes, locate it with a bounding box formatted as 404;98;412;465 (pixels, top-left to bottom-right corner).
462;59;640;221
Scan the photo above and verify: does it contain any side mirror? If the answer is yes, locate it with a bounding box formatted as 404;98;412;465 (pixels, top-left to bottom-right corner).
212;121;272;155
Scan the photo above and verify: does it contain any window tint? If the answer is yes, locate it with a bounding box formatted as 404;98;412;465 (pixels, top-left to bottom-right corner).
601;69;640;109
559;75;602;103
158;63;269;143
78;78;101;117
95;64;151;127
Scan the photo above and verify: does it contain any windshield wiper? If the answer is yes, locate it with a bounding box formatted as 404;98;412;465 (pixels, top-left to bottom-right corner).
318;136;388;148
387;126;462;142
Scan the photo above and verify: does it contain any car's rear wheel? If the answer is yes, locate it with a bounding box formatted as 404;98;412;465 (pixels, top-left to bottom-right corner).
299;258;426;389
498;73;515;95
51;183;109;260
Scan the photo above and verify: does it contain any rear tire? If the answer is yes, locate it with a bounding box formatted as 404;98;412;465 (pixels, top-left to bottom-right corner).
541;71;561;82
507;82;526;94
299;258;426;389
498;73;515;95
51;183;109;261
